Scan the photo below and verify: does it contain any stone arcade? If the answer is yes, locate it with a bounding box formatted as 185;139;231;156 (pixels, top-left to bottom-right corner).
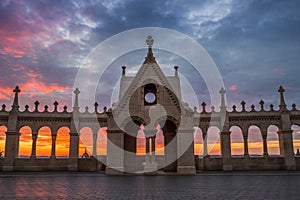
0;36;300;174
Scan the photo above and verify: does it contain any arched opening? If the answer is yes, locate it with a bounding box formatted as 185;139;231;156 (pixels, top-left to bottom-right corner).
207;126;221;156
79;127;93;157
292;125;300;154
161;119;178;172
267;125;280;156
194;127;203;156
19;126;32;157
0;126;7;157
230;126;244;156
97;127;107;155
144;83;157;106
248;125;263;156
156;124;164;156
56;127;70;158
36;126;52;157
136;124;146;155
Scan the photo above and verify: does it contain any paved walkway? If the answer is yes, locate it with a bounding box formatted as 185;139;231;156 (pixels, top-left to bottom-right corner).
0;172;300;199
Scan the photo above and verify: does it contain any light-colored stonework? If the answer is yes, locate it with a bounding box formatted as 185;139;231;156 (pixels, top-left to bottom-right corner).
0;36;299;174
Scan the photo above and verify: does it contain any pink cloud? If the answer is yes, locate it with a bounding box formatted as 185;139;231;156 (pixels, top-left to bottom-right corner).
273;68;285;76
230;85;237;91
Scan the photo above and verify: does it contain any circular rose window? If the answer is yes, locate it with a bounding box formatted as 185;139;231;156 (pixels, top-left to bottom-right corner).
145;92;156;104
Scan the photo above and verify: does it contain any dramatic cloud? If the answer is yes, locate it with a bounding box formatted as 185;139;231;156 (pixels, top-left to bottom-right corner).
0;0;299;111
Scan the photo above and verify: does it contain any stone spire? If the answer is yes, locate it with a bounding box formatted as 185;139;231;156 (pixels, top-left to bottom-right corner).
278;85;287;111
143;35;157;64
219;87;226;111
12;85;21;110
73;88;80;111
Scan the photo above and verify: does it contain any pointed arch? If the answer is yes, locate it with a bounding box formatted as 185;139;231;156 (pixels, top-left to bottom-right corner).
267;125;280;155
207;126;221;156
56;127;70;158
292;125;300;154
136;125;145;155
19;126;32;157
248;125;263;155
36;126;52;157
79;127;93;157
230;126;244;156
0;126;7;157
97;127;107;155
194;127;203;156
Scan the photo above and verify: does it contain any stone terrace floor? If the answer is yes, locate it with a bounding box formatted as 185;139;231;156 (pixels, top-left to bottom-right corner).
0;171;300;200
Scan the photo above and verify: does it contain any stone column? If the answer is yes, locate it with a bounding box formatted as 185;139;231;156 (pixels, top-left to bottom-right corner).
3;131;20;171
243;135;249;156
220;131;232;171
177;129;196;174
203;132;208;157
262;132;268;156
151;137;156;163
105;130;124;175
68;132;79;171
145;137;150;163
93;131;98;157
50;133;57;158
30;132;38;159
279;129;295;170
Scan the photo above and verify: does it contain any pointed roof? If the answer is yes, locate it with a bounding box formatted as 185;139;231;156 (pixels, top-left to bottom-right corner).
114;36;181;115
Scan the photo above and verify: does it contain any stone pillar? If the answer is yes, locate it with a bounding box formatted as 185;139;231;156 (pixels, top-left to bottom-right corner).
3;86;21;171
243;135;249;156
145;137;150;163
277;85;295;170
68;132;79;171
30;132;38;159
177;129;196;174
50;133;57;158
105;130;124;174
93;131;98;157
151;137;156;163
203;132;208;157
279;129;295;170
3;131;19;171
220;131;232;171
262;132;268;156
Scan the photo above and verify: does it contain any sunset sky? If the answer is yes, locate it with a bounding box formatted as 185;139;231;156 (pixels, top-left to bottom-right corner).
0;1;300;157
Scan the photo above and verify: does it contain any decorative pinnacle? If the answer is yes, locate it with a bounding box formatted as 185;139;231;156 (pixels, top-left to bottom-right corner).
146;35;154;48
73;88;80;109
12;85;21;109
278;85;287;111
143;35;157;64
219;87;226;110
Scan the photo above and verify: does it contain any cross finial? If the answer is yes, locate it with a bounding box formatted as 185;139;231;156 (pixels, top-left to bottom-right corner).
219;87;226;95
13;85;21;94
12;85;21;109
146;35;154;48
74;88;80;95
